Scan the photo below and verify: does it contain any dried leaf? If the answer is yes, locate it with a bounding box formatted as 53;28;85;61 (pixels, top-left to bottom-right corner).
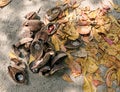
0;0;11;8
62;73;73;82
65;54;81;77
51;35;61;51
116;68;120;86
9;51;18;59
110;1;120;12
29;54;35;64
83;76;95;92
86;57;98;73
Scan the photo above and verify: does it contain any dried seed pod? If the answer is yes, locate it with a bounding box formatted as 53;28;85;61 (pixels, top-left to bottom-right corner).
8;66;27;84
51;51;67;66
30;41;44;60
46;7;61;21
46;22;59;36
29;61;39;73
23;20;45;32
25;12;40;20
50;64;65;75
34;30;48;43
39;66;51;73
65;38;83;49
31;51;55;69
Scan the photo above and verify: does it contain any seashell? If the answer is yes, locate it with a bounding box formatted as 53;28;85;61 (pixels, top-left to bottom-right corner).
51;51;67;66
23;20;45;32
30;41;44;60
46;7;61;21
25;11;40;20
50;64;65;75
8;66;27;84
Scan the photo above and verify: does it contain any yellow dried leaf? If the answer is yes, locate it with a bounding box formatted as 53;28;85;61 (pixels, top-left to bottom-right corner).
62;73;73;82
29;54;35;64
65;54;81;77
0;0;11;7
83;76;95;92
62;22;79;40
86;57;98;73
109;15;120;28
9;51;18;59
51;35;61;51
88;10;98;19
116;68;120;86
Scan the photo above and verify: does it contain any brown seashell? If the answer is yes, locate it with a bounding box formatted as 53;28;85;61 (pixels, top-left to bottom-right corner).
23;20;45;32
8;66;27;84
30;41;44;60
25;11;40;20
51;51;67;66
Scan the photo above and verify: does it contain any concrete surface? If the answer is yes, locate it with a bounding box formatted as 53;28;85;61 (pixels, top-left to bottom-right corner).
0;0;120;92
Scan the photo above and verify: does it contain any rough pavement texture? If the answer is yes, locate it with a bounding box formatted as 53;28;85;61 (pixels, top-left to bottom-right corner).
0;0;120;92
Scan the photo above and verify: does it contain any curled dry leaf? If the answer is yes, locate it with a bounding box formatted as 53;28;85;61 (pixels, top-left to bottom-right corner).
62;73;73;82
86;57;98;74
65;54;81;77
83;76;95;92
0;0;11;8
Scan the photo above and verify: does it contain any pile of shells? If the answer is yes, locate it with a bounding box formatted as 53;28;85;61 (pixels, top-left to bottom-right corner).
8;4;70;84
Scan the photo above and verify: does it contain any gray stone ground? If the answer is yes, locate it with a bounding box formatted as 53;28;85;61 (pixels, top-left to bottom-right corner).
0;0;120;92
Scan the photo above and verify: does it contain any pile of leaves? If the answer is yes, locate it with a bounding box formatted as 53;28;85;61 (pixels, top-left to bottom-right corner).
8;0;120;91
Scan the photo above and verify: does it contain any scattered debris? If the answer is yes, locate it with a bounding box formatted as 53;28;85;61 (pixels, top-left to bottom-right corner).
8;0;120;91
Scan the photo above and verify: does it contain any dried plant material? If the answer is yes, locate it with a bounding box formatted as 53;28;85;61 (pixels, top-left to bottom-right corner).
9;51;18;60
62;73;73;82
109;15;120;28
106;70;116;87
62;22;79;40
25;12;40;20
83;76;95;92
23;20;45;32
88;10;98;20
86;57;98;74
0;0;11;8
66;54;81;77
51;35;61;51
116;69;120;86
8;66;27;84
110;1;120;12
